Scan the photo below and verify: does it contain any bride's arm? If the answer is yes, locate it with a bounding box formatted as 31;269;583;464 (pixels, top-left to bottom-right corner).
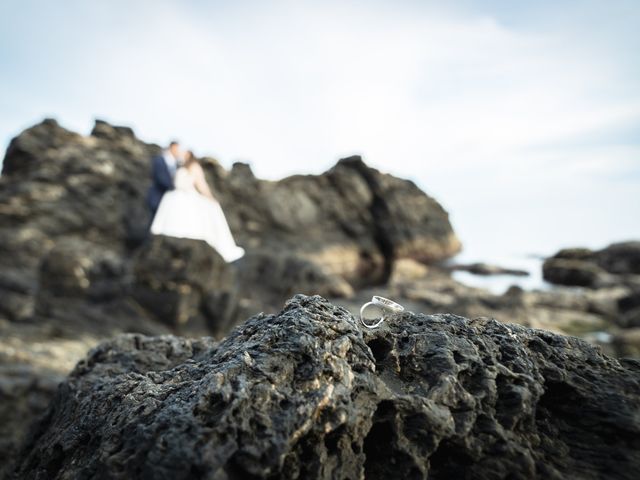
191;163;216;199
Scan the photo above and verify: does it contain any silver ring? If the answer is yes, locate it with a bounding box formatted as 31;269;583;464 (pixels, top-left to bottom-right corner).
359;296;404;329
371;296;404;313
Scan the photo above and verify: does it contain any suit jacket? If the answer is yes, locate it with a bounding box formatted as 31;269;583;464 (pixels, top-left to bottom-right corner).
147;155;175;213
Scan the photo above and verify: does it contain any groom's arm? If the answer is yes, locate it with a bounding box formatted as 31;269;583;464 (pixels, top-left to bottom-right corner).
152;156;174;190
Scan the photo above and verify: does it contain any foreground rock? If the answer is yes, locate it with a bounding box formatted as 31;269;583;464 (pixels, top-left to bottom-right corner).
0;319;104;479
13;296;640;479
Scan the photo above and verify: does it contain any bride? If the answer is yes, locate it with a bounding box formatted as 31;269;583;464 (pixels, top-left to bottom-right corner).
150;151;245;262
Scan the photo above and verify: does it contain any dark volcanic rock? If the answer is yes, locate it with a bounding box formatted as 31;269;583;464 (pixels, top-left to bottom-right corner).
13;295;640;479
132;235;236;334
450;262;529;277
0;363;65;479
612;329;640;358
38;238;128;301
542;258;608;288
618;290;640;313
597;242;640;275
2;119;82;177
203;155;460;286
616;291;640;328
233;249;354;314
0;119;158;322
543;242;640;289
1;119;158;250
0;119;459;328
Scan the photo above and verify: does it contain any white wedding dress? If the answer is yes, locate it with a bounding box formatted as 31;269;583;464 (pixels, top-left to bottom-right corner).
150;167;245;262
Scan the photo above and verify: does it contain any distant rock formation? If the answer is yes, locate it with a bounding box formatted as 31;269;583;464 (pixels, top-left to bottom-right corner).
0;119;460;331
12;295;640;479
539;243;640;357
449;262;529;277
543;242;640;289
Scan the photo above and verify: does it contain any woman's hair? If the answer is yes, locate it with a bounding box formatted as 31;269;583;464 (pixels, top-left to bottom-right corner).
184;150;197;167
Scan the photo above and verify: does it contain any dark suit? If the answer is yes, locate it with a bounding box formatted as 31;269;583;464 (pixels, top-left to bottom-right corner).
147;154;175;215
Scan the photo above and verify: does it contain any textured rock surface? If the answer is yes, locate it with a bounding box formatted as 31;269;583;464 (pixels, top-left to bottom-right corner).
12;295;640;479
234;249;355;315
0;363;65;479
0;319;103;480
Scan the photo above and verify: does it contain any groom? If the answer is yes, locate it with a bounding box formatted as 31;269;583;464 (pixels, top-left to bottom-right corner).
147;140;181;217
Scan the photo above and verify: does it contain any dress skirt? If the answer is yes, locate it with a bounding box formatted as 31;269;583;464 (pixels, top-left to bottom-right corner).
150;190;245;262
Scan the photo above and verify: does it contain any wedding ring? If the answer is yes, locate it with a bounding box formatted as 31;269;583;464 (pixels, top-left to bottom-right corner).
371;296;404;312
359;296;405;329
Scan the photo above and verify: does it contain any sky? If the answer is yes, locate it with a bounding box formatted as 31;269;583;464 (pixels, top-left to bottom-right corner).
1;0;639;273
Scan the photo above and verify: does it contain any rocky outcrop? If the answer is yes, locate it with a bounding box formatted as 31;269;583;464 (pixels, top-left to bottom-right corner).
596;242;640;274
540;243;640;354
543;242;640;289
204;155;461;286
12;295;640;479
233;249;355;317
131;235;236;334
0;119;460;330
0;119;157;323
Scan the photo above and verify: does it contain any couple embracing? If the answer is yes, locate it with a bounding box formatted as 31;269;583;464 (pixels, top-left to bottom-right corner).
146;141;245;263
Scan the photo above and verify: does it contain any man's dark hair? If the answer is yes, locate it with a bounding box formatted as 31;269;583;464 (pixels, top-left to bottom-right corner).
169;140;179;147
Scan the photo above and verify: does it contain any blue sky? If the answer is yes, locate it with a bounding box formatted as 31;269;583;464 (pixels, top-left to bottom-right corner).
1;0;639;267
